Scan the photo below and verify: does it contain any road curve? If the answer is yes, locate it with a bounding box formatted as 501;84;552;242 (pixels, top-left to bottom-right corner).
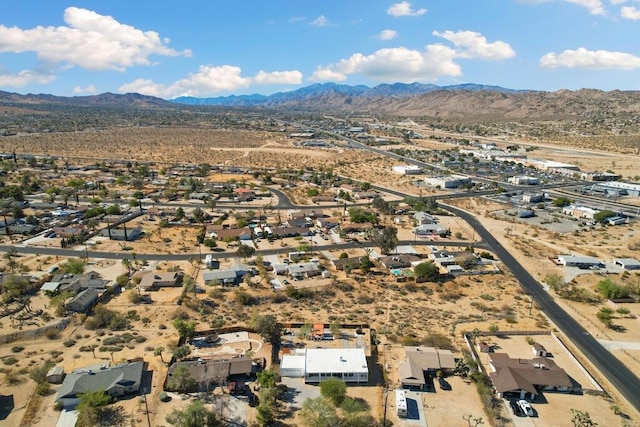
443;202;640;413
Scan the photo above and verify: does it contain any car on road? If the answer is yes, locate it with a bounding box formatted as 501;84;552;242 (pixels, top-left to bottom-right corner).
510;400;525;417
518;400;534;417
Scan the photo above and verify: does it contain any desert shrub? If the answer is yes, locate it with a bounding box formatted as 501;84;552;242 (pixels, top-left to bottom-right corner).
44;328;60;340
11;346;24;353
525;336;536;345
36;382;51;396
63;340;76;347
99;345;124;353
3;357;18;366
480;294;495;301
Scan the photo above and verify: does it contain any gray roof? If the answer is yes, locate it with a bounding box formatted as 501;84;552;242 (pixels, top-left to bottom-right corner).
56;361;143;402
66;288;99;312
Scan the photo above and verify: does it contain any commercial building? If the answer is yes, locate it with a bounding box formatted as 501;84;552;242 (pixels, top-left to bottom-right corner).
424;175;472;189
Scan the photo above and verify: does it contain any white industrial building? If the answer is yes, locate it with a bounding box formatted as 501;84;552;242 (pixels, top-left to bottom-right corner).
508;176;539;185
280;348;369;383
392;165;422;175
424;175;471;189
557;255;602;268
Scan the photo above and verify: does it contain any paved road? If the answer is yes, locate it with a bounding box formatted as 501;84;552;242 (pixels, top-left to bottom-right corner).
442;202;640;413
0;239;478;261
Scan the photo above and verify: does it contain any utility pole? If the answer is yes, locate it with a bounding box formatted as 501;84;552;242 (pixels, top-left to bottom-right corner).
142;387;151;427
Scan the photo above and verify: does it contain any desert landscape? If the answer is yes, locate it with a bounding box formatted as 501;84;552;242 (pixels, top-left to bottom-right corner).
0;94;638;427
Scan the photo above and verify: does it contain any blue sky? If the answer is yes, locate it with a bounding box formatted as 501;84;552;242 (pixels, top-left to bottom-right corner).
1;1;639;98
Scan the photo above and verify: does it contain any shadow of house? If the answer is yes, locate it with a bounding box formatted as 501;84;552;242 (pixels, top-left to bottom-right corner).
0;395;14;421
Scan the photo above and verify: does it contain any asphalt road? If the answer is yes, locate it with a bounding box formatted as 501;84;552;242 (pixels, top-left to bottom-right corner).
443;202;640;413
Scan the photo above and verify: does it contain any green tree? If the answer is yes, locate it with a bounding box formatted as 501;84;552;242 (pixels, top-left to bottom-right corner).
236;244;256;260
250;314;281;344
173;319;197;340
593;210;616;223
414;262;440;282
596;307;614;328
545;273;566;293
553;196;573;207
299;397;339;427
60;257;85;274
175;207;185;220
359;256;374;274
75;390;119;427
319;378;347;406
167;364;196;392
257;368;277;389
154;346;165;363
192;207;205;224
173;345;192;360
166;400;223;427
369;225;398;255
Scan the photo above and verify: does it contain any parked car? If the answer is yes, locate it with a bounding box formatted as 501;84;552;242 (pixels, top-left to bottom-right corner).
518;400;534;417
510;400;525;417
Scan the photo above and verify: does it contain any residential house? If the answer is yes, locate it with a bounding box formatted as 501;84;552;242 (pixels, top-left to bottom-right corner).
65;288;99;313
397;347;456;390
281;348;368;384
414;212;438;224
413;224;447;238
202;263;249;286
316;217;339;230
137;271;183;291
55;361;144;407
379;255;421;271
100;226;143;241
214;227;252;241
52;226;86;240
166;357;254;392
488;353;575;400
613;258;640;270
287;263;321;280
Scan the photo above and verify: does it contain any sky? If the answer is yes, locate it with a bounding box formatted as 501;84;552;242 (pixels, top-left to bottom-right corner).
1;1;639;98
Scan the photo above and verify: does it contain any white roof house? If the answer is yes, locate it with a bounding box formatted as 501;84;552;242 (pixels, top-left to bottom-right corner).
304;348;368;384
280;355;306;377
613;258;640;270
557;255;602;267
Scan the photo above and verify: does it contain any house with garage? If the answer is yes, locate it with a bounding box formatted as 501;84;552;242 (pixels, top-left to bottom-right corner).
379;255;421;271
488;353;575;400
55;361;143;407
100;226;143;241
397;347;456;390
413;223;447;238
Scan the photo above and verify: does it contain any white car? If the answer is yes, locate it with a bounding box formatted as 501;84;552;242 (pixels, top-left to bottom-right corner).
518;400;534;417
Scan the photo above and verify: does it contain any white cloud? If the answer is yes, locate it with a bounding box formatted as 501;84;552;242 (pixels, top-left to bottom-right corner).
311;45;460;82
310;30;514;83
120;65;303;98
310;15;329;27
387;1;427;16
433;30;515;60
621;5;640;18
610;0;628;5
540;47;640;69
72;84;97;94
377;30;398;41
289;16;306;23
253;70;303;85
0;70;56;88
566;0;606;14
0;7;190;72
519;0;606;14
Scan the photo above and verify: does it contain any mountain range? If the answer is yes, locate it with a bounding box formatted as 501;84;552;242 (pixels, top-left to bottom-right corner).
1;82;639;120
